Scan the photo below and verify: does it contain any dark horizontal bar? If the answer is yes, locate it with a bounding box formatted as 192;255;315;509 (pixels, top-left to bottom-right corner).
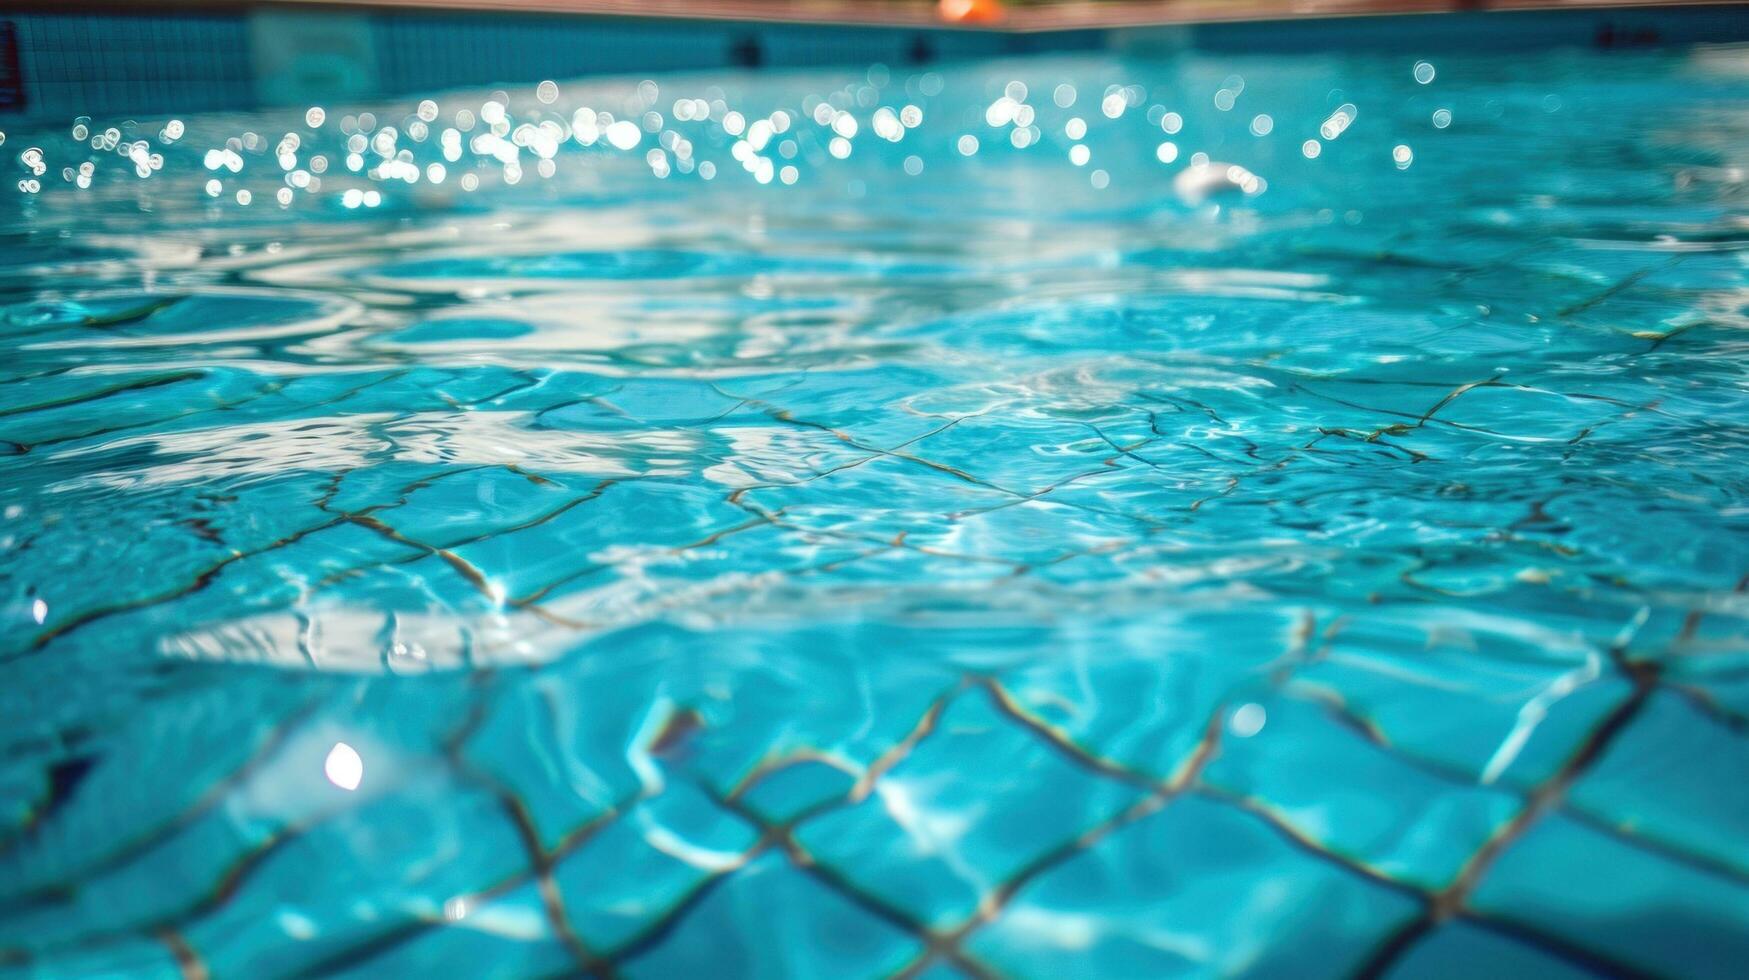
8;0;1744;32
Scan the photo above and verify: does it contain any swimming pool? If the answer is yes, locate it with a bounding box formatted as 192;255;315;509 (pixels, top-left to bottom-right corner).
3;29;1749;979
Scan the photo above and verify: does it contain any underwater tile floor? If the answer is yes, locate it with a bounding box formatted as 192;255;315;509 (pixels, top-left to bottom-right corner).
2;43;1749;979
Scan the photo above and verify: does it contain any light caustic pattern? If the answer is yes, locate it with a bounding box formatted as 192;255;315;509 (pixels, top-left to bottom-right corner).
3;47;1749;979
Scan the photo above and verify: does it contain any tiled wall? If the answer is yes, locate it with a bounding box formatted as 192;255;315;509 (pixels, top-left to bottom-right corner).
359;14;1097;98
0;3;1742;123
0;7;1041;123
372;14;740;95
4;11;255;120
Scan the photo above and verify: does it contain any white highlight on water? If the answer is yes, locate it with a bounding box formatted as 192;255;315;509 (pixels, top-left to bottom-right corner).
324;741;364;791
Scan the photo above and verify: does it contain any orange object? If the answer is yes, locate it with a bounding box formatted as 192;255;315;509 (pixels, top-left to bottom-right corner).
938;0;1007;25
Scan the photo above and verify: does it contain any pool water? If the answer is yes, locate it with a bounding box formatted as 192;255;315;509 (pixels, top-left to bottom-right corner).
3;40;1749;979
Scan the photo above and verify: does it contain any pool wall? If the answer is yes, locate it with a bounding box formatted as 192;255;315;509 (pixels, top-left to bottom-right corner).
1;3;1746;121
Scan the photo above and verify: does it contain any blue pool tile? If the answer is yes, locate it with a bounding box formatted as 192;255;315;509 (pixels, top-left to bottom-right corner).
1289;619;1634;791
794;689;1146;928
1382;919;1597;980
322;879;574;980
456;676;654;852
1469;812;1749;978
0;683;308;928
183;786;529;977
554;779;759;950
733;755;860;823
448;479;751;600
994;608;1297;777
965;794;1421;978
0;937;185;980
1200;696;1522;890
620;851;923;978
1566;690;1749;880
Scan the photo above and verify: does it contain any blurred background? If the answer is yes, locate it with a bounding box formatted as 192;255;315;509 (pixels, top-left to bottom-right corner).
2;0;1743;124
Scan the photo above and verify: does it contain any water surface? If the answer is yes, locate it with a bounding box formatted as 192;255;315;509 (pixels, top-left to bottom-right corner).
3;44;1749;978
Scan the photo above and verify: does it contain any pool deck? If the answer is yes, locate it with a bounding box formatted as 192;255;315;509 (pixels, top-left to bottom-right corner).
233;0;1744;30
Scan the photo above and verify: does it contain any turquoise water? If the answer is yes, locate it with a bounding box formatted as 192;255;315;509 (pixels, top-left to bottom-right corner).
4;41;1749;978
